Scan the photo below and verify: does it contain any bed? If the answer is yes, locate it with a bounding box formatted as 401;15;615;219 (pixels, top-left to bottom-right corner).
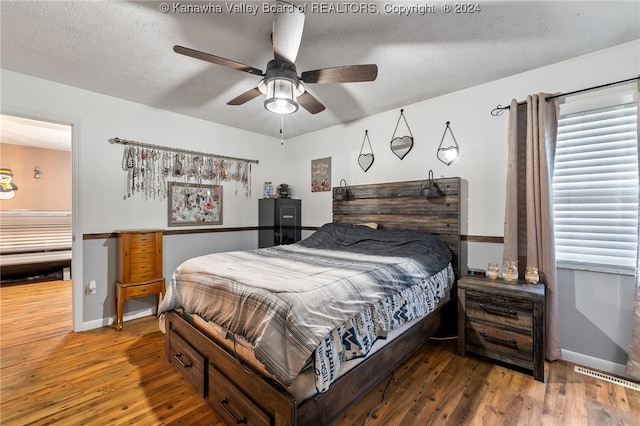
0;210;72;281
160;177;461;425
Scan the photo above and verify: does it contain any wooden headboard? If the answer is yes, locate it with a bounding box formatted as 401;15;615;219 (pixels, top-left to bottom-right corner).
332;177;462;279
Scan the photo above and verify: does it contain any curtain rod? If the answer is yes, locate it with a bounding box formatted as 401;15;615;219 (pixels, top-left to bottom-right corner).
490;76;640;116
109;137;259;164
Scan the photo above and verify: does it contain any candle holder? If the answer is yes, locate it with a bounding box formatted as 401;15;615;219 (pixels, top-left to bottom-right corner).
487;263;499;280
503;260;518;282
525;266;539;284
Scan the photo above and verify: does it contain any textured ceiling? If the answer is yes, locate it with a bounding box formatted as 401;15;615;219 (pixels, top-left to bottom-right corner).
1;1;639;141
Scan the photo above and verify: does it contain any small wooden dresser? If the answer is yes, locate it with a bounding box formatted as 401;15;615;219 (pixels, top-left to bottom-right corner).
114;229;165;331
457;275;545;382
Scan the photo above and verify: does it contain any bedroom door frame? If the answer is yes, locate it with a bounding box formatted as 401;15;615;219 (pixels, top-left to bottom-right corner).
1;106;82;331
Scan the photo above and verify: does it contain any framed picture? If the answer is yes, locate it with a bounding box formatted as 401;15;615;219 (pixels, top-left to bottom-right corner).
168;182;222;226
311;157;331;192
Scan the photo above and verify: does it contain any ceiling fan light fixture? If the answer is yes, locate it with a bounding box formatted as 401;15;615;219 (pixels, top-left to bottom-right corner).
264;78;299;114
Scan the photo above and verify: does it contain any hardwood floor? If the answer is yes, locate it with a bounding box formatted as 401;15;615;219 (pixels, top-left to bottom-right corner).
1;280;639;425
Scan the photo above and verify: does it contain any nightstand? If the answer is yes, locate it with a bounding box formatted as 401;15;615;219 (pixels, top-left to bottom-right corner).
457;275;545;382
114;229;165;331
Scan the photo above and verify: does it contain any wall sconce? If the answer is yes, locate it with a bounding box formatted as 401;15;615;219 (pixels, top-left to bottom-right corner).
437;121;460;165
421;170;444;198
34;166;42;179
335;179;351;200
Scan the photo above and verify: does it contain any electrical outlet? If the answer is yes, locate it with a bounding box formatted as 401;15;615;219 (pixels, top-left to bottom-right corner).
86;280;97;295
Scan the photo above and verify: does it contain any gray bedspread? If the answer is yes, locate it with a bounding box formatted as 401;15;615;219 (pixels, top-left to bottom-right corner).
158;223;454;390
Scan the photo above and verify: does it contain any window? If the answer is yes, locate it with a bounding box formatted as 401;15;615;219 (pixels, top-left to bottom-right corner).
553;89;638;274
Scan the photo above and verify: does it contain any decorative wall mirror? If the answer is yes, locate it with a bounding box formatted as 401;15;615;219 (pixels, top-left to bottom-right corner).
437;121;460;165
390;109;414;160
358;130;375;172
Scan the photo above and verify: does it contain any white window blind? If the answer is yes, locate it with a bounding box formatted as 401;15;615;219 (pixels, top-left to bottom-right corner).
553;101;638;273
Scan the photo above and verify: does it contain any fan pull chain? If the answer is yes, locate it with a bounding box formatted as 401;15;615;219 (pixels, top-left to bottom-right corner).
280;116;285;145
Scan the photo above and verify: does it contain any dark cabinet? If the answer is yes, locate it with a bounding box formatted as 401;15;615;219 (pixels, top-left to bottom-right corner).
258;198;301;248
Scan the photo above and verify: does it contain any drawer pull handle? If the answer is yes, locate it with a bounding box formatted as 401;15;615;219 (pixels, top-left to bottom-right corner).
220;398;248;424
479;304;517;317
173;352;192;368
479;331;518;348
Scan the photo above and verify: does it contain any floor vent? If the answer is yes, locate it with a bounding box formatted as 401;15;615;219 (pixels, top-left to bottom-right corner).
574;366;640;392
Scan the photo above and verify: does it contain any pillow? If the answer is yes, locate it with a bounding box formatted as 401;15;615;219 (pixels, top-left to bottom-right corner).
358;222;378;229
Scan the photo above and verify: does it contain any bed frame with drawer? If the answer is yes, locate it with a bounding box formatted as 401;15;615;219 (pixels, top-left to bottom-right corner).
165;177;461;425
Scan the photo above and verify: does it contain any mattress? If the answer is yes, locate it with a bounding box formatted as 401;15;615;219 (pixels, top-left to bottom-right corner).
159;222;455;392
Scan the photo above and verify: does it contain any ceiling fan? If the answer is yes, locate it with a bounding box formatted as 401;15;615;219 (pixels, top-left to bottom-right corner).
173;0;378;115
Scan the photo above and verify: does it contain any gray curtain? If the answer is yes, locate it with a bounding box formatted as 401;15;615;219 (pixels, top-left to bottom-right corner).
626;80;640;380
503;94;562;361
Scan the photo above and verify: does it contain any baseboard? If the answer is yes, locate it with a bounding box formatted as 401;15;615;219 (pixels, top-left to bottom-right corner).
80;307;156;331
561;349;631;379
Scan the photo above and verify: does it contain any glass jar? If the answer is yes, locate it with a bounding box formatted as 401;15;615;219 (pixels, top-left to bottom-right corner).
486;263;499;280
525;266;539;284
503;260;518;282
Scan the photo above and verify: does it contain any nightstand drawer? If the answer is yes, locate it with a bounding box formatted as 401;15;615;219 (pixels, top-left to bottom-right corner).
466;290;533;330
130;241;157;255
130;252;156;264
130;261;156;274
130;232;157;244
129;261;158;283
129;272;157;283
123;279;164;298
466;320;533;362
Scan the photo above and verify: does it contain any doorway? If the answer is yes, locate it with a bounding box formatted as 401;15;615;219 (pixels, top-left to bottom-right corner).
0;114;73;323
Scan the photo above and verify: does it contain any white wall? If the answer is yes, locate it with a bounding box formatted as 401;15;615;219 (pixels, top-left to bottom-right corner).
283;40;640;375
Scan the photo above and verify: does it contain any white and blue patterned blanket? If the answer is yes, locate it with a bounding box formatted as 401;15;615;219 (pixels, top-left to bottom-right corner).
159;223;454;392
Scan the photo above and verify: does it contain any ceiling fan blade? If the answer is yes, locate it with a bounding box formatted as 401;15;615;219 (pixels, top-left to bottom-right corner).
301;64;378;84
298;91;326;114
272;1;305;64
227;87;262;105
173;45;263;76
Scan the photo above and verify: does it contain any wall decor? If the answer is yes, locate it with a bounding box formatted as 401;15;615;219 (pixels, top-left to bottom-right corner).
263;181;274;198
311;157;331;192
168;182;222;226
358;130;375;172
390;109;414;160
0;164;18;200
437;121;460;165
110;137;257;200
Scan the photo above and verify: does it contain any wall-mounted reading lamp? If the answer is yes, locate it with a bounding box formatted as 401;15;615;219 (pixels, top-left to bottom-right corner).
421;170;444;198
335;179;351;200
